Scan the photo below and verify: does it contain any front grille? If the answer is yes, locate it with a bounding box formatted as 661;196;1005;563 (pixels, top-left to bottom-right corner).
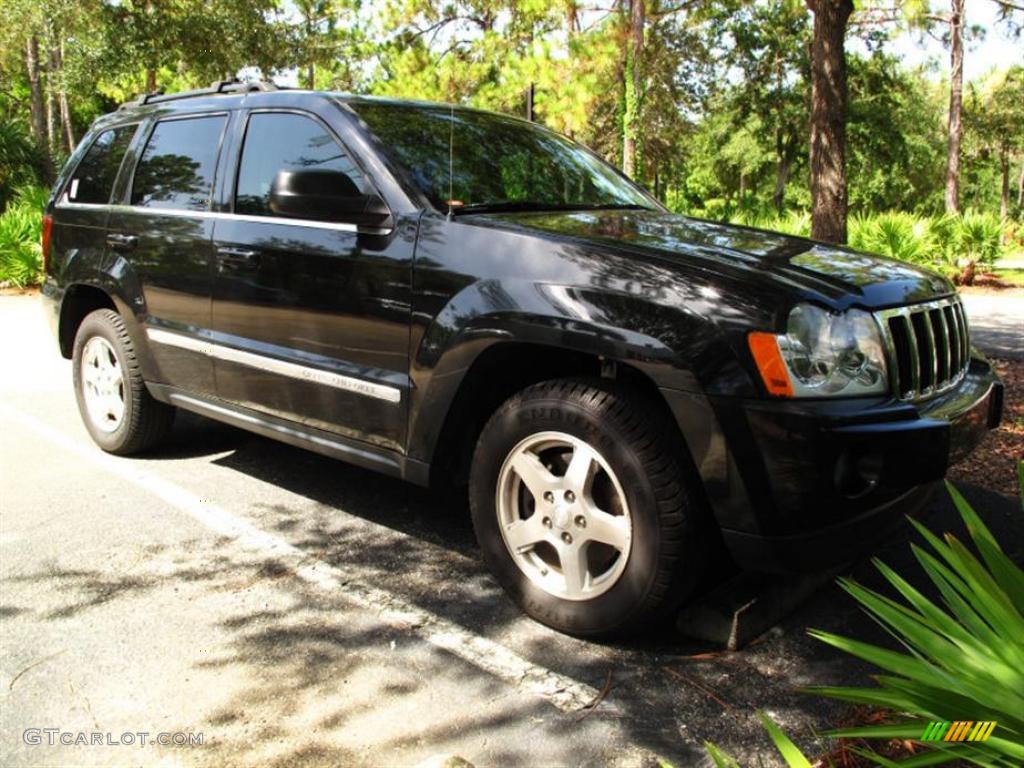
876;297;970;401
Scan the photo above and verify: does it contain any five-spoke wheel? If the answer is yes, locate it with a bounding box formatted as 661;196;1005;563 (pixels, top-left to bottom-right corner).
497;432;632;600
470;379;704;638
72;309;175;454
80;336;126;432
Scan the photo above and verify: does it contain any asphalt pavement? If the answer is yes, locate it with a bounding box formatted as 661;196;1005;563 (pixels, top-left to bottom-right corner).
960;291;1024;360
1;293;1020;767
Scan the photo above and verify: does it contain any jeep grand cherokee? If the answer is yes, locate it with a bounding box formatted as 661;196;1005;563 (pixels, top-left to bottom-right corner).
41;81;1003;638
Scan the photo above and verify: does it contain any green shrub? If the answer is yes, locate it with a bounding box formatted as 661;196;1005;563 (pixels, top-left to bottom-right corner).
925;213;960;257
956;213;1003;268
0;186;46;288
848;211;935;265
737;210;812;237
0;122;43;211
808;466;1024;767
721;209;1009;284
699;468;1024;767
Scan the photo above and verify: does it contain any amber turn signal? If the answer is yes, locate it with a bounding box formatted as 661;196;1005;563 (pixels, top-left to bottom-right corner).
748;332;794;397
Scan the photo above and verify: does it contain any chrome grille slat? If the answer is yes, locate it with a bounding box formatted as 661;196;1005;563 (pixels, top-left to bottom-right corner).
942;305;958;376
935;308;950;383
876;297;969;403
956;300;970;366
905;315;921;395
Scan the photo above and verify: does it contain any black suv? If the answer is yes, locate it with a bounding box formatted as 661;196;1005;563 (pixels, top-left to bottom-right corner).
42;81;1003;637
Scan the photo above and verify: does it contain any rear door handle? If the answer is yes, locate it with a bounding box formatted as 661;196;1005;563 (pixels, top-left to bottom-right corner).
216;247;260;270
106;234;138;251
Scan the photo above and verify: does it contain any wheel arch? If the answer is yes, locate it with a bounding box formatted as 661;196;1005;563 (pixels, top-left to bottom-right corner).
415;338;697;491
58;283;119;358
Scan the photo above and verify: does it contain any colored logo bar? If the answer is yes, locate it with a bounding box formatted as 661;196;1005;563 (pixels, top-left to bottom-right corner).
921;721;997;742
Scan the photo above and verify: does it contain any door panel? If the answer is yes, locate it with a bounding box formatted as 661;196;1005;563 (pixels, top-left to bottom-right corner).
52;125;137;302
210;110;413;451
111;114;227;396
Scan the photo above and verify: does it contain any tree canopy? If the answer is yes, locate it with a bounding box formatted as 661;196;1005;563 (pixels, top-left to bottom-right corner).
1;0;1021;230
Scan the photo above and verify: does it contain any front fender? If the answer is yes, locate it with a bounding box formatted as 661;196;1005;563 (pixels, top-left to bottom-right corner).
406;277;751;463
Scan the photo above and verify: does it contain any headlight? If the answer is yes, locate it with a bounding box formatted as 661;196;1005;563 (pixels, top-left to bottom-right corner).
749;304;889;397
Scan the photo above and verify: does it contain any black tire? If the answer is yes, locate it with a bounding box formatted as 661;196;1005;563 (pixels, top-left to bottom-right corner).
469;378;705;638
72;309;175;455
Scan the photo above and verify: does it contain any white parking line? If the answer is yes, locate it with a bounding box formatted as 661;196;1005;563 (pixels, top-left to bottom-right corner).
1;404;601;713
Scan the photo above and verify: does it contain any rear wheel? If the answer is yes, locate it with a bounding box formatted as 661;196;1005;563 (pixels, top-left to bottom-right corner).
72;309;175;454
469;378;705;638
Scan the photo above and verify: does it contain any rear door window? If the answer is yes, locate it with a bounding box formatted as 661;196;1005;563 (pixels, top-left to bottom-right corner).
234;112;367;217
65;126;136;204
131;115;227;211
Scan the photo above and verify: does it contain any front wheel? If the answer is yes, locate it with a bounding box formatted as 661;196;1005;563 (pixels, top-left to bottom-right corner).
469;379;705;638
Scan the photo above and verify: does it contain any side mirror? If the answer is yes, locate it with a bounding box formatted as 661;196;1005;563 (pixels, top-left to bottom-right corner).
269;169;392;229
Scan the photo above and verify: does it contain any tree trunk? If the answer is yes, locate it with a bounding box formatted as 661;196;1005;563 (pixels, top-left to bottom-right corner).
146;68;158;93
1018;159;1024;208
59;95;75;152
773;132;796;213
945;0;964;215
622;0;644;178
25;36;47;147
772;155;792;214
46;87;56;155
806;0;853;244
25;35;54;182
50;39;75;153
1000;147;1010;225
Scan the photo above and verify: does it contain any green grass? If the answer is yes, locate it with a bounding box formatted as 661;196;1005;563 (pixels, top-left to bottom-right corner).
991;268;1024;287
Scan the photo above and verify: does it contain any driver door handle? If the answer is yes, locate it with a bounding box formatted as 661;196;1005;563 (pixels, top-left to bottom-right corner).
106;233;138;251
217;246;260;270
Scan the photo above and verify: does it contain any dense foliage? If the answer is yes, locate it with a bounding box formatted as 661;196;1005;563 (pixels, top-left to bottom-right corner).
1;1;1021;286
0;185;46;287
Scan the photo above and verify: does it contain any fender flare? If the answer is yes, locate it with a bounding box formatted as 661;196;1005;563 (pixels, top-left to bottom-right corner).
406;278;726;464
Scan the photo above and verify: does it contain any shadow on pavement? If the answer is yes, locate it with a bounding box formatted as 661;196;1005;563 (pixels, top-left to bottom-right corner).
24;409;1020;766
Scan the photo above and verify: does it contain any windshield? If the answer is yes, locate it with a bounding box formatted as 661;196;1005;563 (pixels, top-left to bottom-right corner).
348;101;657;214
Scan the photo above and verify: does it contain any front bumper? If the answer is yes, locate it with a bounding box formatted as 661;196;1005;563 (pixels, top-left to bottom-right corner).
665;354;1003;573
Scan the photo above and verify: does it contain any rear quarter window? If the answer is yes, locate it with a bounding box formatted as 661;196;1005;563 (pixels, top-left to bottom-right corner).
64;126;137;205
130;115;227;211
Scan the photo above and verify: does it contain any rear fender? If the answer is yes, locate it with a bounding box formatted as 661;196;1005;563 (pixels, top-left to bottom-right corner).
58;253;154;375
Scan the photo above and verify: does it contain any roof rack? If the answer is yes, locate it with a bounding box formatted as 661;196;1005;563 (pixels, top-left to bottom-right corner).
119;78;282;110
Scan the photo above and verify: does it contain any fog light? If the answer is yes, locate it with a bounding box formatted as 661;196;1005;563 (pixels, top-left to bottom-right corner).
834;450;883;499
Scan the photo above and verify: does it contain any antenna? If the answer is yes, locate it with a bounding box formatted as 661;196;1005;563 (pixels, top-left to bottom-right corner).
447;102;455;220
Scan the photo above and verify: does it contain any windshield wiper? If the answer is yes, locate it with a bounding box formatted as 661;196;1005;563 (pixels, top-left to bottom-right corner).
450;201;653;215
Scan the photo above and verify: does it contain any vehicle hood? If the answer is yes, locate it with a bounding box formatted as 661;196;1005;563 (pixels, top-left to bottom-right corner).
467;209;954;308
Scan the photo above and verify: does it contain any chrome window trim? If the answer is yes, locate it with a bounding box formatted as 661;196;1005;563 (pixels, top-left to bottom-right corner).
875;296;970;403
60;123;142;207
146;328;401;404
127;112;230;212
53;202;373;234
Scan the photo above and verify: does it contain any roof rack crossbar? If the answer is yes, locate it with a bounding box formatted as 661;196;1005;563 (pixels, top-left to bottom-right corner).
119;78;280;110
